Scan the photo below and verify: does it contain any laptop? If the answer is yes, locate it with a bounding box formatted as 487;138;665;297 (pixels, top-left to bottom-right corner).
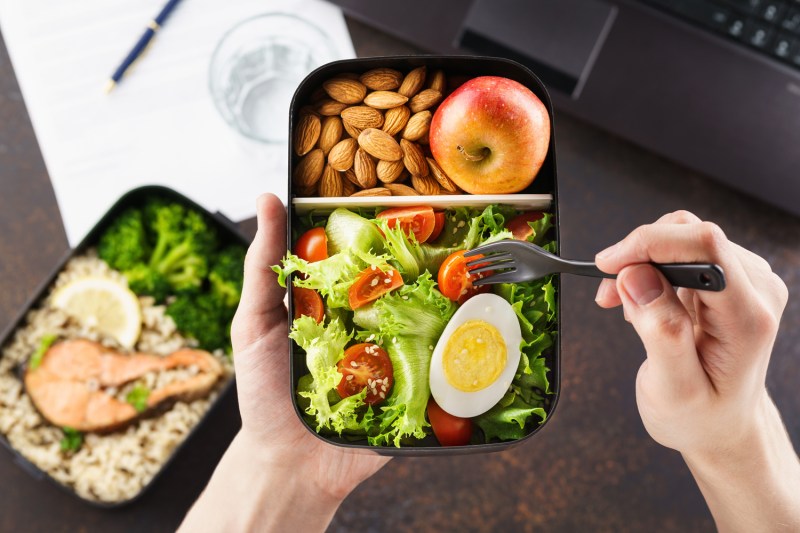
329;0;800;216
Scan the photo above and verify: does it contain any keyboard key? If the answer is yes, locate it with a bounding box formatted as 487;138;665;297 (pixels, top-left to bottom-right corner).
728;17;747;36
744;20;775;47
772;33;796;57
677;1;732;31
782;9;800;32
724;0;764;15
761;1;787;22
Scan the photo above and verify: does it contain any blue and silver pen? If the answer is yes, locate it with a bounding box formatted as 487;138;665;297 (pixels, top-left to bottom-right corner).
104;0;185;93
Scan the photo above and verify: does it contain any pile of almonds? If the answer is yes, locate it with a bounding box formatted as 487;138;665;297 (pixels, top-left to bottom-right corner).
292;66;462;197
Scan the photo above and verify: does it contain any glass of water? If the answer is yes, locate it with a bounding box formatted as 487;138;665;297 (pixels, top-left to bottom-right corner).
209;13;338;144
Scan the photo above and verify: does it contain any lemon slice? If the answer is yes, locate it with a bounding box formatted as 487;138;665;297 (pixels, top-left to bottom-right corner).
52;276;142;348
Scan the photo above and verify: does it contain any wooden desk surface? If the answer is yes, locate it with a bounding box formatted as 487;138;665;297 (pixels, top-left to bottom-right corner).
1;18;798;533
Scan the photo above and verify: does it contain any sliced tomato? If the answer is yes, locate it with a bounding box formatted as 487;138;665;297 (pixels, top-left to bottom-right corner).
292;287;324;323
348;266;403;309
428;212;446;242
427;398;473;446
507;211;544;241
437;250;490;304
377;206;436;243
294;227;328;262
337;343;394;405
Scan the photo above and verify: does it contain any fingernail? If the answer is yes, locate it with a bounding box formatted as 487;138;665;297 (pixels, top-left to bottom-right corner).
621;265;664;306
596;242;620;260
594;280;611;303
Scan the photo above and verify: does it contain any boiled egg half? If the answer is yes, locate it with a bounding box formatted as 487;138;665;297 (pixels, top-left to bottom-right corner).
429;293;522;418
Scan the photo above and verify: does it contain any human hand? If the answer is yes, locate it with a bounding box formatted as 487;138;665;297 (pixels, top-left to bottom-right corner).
593;210;788;457
231;193;389;501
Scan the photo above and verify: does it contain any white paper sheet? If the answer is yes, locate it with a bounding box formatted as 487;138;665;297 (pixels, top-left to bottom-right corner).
0;0;355;244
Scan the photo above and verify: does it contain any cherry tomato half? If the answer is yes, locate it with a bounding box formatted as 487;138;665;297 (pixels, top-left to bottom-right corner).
506;211;544;241
428;212;446;242
294;227;328;262
337;343;394;405
377;206;436;243
427;398;473;446
437;250;490;304
292;287;324;323
348;266;403;309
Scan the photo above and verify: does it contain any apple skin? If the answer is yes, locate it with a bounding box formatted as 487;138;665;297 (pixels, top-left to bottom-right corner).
429;76;550;194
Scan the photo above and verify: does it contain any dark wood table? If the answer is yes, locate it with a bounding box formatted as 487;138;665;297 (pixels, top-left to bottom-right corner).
1;18;798;533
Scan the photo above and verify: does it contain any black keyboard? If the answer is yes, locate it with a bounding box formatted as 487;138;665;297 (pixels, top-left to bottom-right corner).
640;0;800;69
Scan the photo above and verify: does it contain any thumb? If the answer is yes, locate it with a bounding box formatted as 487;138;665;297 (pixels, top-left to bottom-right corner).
617;264;707;395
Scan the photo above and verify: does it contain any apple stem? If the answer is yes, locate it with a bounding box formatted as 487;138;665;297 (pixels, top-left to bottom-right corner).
457;145;490;162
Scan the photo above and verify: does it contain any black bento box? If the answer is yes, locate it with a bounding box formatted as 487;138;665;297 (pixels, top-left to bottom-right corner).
0;185;248;507
286;56;561;456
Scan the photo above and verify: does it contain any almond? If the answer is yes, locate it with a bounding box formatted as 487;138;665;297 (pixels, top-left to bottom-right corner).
358;128;403;162
343;168;360;186
341;177;357;196
323;78;367;104
316;99;348;116
399;66;426;97
293;148;325;188
376;159;405;183
319;164;343;197
401;110;431;142
363;91;408;110
341;106;384;129
409;89;442;113
328;138;358;171
360;68;403;91
297;183;318;197
426;157;459;193
384;183;420;196
354;148;377;189
342;120;363;139
318;116;343;155
429;70;446;93
382;106;411;137
293;114;321;156
351;187;391;197
411;173;441;195
401;139;429;177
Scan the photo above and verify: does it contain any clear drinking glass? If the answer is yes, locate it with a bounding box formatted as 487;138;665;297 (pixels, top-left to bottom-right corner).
209;13;338;143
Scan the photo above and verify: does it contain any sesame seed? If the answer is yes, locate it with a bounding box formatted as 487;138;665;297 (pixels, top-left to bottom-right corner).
379;392;385;399
370;278;379;287
451;216;457;222
384;278;391;284
402;295;409;300
346;375;354;381
452;228;458;234
392;337;397;343
387;270;394;275
383;377;389;384
465;271;471;278
371;265;377;271
350;361;358;368
366;334;375;342
457;220;465;228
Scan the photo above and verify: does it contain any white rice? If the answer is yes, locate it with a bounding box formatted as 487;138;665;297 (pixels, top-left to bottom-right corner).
0;251;234;503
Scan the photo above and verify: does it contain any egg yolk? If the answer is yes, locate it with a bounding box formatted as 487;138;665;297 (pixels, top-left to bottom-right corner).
442;320;507;392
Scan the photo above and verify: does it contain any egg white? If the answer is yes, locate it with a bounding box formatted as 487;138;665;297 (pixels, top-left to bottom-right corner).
429;293;522;418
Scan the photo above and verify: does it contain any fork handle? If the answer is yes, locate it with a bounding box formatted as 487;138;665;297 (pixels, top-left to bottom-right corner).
562;260;726;291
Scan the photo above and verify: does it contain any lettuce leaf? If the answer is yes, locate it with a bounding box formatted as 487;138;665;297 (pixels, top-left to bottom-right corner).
274;249;390;309
474;392;547;441
377;205;514;282
353;272;457;447
326;207;386;255
289;316;367;433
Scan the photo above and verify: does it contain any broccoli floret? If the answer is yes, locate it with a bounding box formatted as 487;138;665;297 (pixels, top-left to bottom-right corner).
209;245;246;309
97;209;149;271
147;202;218;293
124;263;172;302
166;293;231;352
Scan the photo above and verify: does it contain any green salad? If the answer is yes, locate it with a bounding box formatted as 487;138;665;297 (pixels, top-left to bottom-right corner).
275;204;557;447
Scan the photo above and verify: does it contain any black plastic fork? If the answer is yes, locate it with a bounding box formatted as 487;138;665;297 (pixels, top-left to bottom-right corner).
464;239;726;291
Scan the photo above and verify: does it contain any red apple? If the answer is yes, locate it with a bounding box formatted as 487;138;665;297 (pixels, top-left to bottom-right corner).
429;76;550;194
